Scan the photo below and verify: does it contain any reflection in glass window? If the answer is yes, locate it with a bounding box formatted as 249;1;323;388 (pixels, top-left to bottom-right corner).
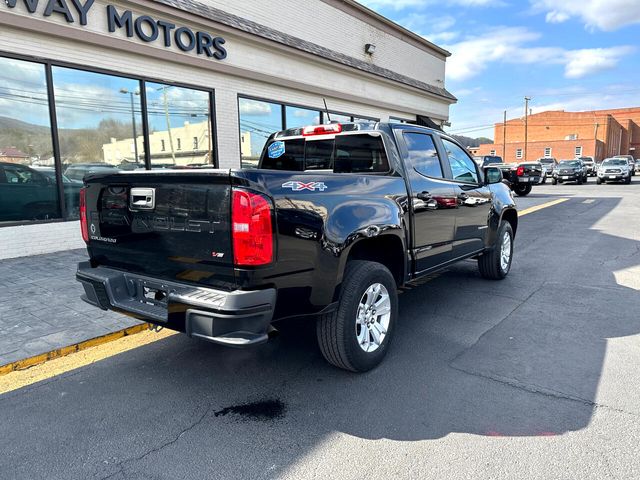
239;98;283;168
0;57;60;223
53;67;145;218
285;106;320;129
146;83;211;169
324;112;351;124
404;133;443;178
442;138;479;183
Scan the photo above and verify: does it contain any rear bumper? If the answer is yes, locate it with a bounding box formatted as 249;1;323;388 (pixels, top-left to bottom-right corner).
76;262;276;347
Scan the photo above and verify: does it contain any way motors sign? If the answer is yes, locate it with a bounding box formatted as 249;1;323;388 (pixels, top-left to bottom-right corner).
4;0;228;60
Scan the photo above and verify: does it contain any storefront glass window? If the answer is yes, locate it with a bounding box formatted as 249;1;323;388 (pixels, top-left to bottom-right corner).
323;112;351;124
285;106;320;129
52;67;145;218
145;83;212;169
0;57;59;223
239;98;284;168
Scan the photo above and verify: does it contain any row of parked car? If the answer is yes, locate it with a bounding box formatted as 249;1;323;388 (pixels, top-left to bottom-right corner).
538;155;638;185
474;155;638;190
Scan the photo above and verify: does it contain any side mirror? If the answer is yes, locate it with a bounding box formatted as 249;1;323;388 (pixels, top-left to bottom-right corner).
484;166;503;185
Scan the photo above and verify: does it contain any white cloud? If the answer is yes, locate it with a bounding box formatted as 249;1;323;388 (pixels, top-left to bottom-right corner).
564;47;635;78
531;0;640;31
239;100;272;116
444;27;635;81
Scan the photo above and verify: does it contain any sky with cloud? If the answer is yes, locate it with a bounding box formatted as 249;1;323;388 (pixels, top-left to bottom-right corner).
357;0;640;139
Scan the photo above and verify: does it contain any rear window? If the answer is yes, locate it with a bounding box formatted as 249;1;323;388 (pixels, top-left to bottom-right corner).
482;156;503;165
260;134;390;174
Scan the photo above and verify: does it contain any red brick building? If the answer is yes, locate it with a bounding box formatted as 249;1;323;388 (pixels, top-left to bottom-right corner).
472;107;640;162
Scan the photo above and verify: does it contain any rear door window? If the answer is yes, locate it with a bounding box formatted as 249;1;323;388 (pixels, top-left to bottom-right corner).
260;134;390;174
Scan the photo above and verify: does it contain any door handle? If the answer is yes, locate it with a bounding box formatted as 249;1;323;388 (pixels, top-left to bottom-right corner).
457;192;469;200
417;191;432;201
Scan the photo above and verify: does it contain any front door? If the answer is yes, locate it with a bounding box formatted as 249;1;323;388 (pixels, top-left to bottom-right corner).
439;137;493;257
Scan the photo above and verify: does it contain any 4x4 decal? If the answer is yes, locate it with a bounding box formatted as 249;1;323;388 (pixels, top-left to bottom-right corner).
282;181;328;192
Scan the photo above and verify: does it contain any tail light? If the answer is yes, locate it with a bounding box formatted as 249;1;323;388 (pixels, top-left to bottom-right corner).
79;187;89;243
302;124;342;136
232;189;273;266
516;166;525;176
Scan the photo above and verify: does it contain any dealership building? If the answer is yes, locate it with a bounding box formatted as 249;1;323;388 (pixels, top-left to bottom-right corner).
0;0;455;259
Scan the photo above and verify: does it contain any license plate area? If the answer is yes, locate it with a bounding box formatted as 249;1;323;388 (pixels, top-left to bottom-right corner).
136;279;170;309
609;175;617;179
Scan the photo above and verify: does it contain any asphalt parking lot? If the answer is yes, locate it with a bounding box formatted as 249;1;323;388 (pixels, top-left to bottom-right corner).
1;178;639;480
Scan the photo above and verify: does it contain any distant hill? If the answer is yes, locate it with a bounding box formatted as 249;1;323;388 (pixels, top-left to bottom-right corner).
0;116;53;158
452;135;494;148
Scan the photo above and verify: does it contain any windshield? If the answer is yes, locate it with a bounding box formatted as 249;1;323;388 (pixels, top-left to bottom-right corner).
602;159;627;166
539;159;555;164
260;133;389;173
558;161;580;168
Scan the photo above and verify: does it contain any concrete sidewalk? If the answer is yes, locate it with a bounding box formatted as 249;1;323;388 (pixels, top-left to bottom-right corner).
0;249;140;367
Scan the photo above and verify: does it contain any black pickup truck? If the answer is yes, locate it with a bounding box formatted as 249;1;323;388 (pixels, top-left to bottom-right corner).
77;122;518;372
474;156;540;196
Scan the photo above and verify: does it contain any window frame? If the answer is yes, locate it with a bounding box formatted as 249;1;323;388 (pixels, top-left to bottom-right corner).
544;147;552;157
516;148;523;160
0;50;218;227
575;146;583;157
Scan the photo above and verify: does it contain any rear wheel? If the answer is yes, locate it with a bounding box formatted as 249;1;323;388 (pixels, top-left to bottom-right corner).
596;177;603;185
478;222;513;280
514;184;532;197
551;178;557;185
316;261;398;372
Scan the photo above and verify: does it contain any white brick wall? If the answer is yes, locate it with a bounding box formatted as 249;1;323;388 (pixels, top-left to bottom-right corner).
0;222;84;260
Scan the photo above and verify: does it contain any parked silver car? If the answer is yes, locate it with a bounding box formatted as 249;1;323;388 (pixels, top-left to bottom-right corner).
597;158;632;184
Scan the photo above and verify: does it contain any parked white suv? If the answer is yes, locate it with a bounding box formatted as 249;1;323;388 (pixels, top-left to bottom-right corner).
597;158;631;184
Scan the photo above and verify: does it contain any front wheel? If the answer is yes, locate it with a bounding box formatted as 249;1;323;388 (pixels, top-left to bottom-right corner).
625;176;632;184
316;261;398;372
551;178;558;185
478;222;514;280
596;177;603;185
514;184;532;197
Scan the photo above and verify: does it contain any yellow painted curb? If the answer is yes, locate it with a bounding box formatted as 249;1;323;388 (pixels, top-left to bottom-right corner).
0;323;150;377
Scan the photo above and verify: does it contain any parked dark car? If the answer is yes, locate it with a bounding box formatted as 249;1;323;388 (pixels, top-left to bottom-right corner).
76;122;518;372
597;158;632;184
496;162;541;196
474;155;504;167
0;162;80;222
552;160;588;185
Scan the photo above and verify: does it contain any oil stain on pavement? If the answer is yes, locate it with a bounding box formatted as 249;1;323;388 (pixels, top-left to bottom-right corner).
214;399;286;421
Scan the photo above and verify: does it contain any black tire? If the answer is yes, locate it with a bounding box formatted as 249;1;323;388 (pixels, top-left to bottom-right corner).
316;261;398;372
596;177;602;185
625;175;632;184
583;175;588;183
478;222;514;280
551;178;557;185
514;184;532;197
577;177;583;185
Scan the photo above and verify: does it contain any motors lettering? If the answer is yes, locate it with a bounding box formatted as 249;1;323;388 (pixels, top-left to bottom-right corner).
4;0;227;60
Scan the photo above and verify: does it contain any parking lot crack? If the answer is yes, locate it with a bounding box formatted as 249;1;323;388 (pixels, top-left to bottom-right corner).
96;403;214;480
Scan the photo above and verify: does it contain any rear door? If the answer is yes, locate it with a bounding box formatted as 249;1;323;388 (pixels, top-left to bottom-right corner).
438;136;493;258
397;129;457;273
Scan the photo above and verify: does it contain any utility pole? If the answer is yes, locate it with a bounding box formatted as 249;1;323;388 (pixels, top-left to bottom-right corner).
120;88;140;163
503;110;507;160
159;85;177;164
524;97;531;161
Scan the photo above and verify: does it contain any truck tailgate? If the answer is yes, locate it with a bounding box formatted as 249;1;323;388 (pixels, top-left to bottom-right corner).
84;170;236;288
